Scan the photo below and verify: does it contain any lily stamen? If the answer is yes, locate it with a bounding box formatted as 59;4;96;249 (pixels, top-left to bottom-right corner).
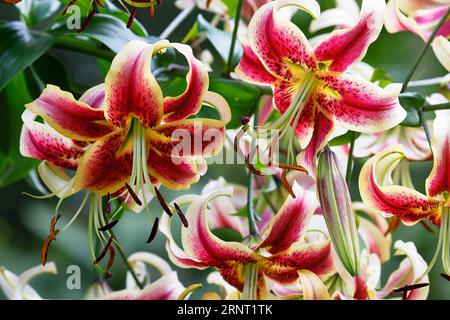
154;187;173;217
125;183;143;206
41;214;61;266
94;236;114;265
146;217;159;244
98;220;119;232
174;203;188;228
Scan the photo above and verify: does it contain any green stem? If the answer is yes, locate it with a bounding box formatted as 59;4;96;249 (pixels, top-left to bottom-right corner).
54;36;115;61
109;230;145;290
419;108;433;153
254;177;278;214
247;104;260;237
224;0;243;76
345;131;356;184
402;8;450;92
422;102;450;112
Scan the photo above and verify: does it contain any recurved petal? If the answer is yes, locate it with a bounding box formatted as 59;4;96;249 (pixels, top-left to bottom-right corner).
74;128;133;195
25;85;114;141
377;240;429;300
105;40;163;128
385;0;424;39
247;2;316;81
159;194;210;269
263;240;334;283
181;187;257;266
298;270;330;300
359;145;442;226
20;119;85;170
314;0;386;72
104;271;186;300
432;36;450;72
163;43;209;122
235;38;276;85
79;84;106;109
258;183;318;254
317;74;406;133
426;110;450;198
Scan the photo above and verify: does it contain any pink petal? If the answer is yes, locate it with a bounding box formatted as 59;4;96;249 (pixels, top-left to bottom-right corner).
315;0;386;72
317;74;406;133
181;188;256;266
258;185;318;254
247;2;316;81
235;39;276;85
426;110;450;198
79;84;105;109
163;43;209;122
105;40;163;128
74;129;132;195
20;120;85;170
25;85;114;141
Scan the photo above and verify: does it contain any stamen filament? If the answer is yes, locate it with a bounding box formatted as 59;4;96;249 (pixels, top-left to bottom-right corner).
242;263;259;300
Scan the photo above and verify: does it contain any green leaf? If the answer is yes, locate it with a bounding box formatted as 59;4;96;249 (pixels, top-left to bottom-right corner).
197;14;243;68
16;0;61;28
208;79;261;129
222;0;239;16
399;92;426;127
0;21;54;91
329;131;361;147
212;228;243;242
182;21;199;44
56;14;144;53
370;68;393;88
0;73;39;188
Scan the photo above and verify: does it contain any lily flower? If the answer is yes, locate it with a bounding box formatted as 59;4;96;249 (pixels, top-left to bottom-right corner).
385;0;450;42
98;252;192;300
236;0;406;171
333;240;429;300
359;109;450;277
20;39;230;270
160;183;334;299
309;0;360;34
432;35;450;71
0;262;57;300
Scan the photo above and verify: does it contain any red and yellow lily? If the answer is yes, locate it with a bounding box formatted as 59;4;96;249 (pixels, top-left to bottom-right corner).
235;0;406;170
21;39;230;198
160;183;334;299
359;110;450;276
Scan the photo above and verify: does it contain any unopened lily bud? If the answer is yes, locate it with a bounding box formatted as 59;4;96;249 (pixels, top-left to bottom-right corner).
316;147;360;276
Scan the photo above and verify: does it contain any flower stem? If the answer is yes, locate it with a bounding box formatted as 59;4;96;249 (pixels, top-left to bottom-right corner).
402;8;450;92
419;109;433;153
159;3;195;39
54;36;115;61
254;177;278;214
345;131;356;184
422;102;450;112
247;105;260;237
224;0;243;76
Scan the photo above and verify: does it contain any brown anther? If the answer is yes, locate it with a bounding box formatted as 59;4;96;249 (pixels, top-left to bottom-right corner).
384;216;401;236
41;214;61;266
206;0;212;8
174;203;188;228
77;4;98;33
440;273;450;281
127;7;137;29
392;283;429;300
98;220;119;232
95;0;105;8
281;168;296;198
420;220;435;233
154;186;173;217
104;245;116;279
149;5;155;17
277;163;309;175
125;183;143;206
94;236;114;265
146;217;159;243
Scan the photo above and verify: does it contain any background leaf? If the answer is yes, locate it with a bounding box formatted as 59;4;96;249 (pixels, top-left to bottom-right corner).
0;21;54;91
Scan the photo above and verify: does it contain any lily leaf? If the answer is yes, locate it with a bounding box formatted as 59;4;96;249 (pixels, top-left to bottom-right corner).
0;21;54;91
197;14;242;68
329;131;361;147
400;92;426;127
16;0;61;28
